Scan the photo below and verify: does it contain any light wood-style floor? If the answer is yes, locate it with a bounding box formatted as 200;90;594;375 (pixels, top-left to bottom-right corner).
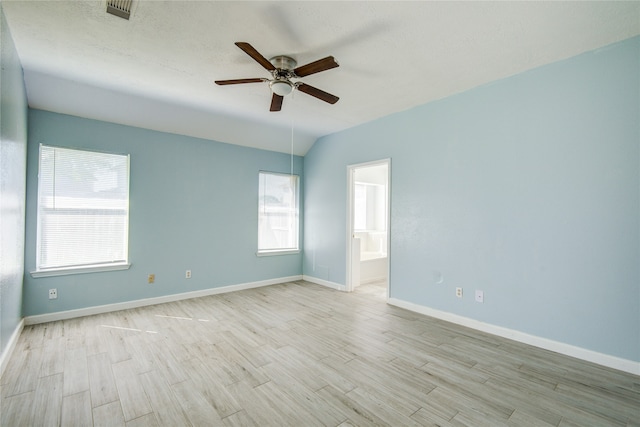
1;280;638;426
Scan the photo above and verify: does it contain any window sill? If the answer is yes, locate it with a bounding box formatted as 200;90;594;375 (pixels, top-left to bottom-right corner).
30;263;131;278
256;249;300;257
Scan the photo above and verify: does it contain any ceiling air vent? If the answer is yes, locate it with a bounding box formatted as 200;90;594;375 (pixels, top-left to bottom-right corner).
106;0;132;20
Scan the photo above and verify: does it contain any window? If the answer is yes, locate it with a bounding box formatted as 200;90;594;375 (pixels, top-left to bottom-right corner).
258;171;299;255
34;145;130;275
354;182;386;231
354;183;368;231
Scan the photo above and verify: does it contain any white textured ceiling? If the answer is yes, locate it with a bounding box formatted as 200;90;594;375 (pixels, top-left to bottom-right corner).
3;1;639;155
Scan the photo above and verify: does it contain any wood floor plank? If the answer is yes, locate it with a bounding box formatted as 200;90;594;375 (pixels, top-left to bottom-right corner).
479;377;564;426
9;348;43;395
93;400;126;427
345;385;422;426
147;340;190;385
111;359;152;421
63;346;90;396
61;390;93;426
42;320;65;341
1;391;35;426
123;335;159;374
209;340;270;387
0;350;24;394
88;352;119;408
507;408;558;427
417;375;515;422
315;384;395;426
125;413;159;427
32;373;64;427
18;324;46;351
1;281;638;427
329;356;425;416
268;345;331;391
180;356;242;418
220;330;272;368
104;328;133;364
40;336;66;377
224;380;287;426
410;405;456;426
221;409;259;427
260;362;347;426
170;379;224;426
139;370;191;426
253;380;326;427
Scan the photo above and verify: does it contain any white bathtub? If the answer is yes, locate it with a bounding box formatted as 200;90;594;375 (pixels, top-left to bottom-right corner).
360;251;387;284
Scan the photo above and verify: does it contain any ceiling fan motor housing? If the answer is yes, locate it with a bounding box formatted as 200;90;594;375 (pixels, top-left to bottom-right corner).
270;56;297;71
268;56;298;96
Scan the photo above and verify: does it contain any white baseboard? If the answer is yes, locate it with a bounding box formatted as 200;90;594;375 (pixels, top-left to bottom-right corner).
1;318;25;378
302;275;346;291
388;298;640;376
25;275;303;325
361;276;387;285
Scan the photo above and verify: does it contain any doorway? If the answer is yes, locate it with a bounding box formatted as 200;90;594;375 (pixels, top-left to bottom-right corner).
346;159;390;298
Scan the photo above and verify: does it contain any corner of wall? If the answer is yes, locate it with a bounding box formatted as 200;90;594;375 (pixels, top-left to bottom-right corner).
0;3;28;368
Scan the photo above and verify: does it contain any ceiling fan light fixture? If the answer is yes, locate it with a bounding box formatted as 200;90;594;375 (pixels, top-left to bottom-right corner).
270;80;293;96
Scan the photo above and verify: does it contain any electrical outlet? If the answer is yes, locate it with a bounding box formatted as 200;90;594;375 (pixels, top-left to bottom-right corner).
475;290;484;303
148;274;155;284
48;289;57;300
185;270;191;279
455;287;463;298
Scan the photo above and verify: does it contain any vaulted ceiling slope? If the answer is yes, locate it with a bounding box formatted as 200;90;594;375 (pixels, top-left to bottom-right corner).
3;1;639;155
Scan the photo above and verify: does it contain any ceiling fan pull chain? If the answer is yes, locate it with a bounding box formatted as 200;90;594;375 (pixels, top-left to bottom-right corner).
291;114;293;176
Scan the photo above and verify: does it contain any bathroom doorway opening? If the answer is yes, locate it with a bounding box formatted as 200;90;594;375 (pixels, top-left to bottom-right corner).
346;159;390;298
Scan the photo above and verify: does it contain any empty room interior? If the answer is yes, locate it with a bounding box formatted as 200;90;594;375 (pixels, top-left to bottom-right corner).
1;1;639;426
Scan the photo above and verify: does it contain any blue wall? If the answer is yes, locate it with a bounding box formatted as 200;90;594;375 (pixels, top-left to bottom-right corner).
0;5;28;359
23;110;303;316
304;37;640;362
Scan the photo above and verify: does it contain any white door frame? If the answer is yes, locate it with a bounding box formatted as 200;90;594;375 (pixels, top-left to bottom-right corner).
346;158;391;296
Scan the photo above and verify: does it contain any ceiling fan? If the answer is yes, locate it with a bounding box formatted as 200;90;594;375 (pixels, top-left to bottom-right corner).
215;42;340;112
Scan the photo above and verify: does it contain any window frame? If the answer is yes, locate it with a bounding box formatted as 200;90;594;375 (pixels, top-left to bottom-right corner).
257;171;300;256
31;144;131;278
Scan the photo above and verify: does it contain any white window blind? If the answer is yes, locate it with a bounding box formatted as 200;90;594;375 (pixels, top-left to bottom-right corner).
36;145;130;272
258;171;299;253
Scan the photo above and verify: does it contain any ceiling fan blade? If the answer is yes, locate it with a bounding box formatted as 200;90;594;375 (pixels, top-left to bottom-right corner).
297;83;339;104
294;56;339;77
214;78;265;85
270;93;284;112
235;42;276;71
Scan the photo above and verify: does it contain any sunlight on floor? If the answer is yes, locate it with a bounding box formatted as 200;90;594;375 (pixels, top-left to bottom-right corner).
154;314;210;322
100;324;158;334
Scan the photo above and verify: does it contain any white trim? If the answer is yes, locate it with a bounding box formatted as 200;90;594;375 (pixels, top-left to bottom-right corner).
346;165;355;292
258;171;300;255
31;263;131;278
1;318;25;378
346;158;391;294
388;297;640;376
303;275;346;292
256;249;300;257
25;275;302;325
35;145;130;275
